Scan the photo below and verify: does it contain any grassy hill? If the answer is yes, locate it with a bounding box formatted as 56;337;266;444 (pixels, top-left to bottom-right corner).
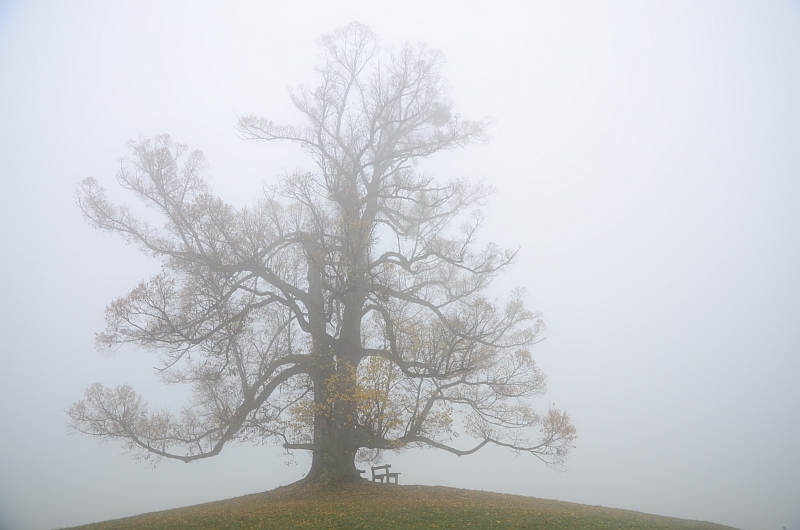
65;482;739;529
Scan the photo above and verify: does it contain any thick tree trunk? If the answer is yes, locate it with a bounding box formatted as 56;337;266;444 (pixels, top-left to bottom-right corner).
306;428;361;483
302;195;370;485
305;360;362;484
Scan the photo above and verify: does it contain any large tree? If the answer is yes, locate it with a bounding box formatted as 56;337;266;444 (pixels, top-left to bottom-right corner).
69;23;576;483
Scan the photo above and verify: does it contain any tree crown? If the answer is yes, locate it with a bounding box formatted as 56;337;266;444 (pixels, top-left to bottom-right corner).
69;23;576;475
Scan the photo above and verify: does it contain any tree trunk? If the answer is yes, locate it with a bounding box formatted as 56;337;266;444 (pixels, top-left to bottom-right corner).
302;193;370;485
306;427;361;483
305;359;362;484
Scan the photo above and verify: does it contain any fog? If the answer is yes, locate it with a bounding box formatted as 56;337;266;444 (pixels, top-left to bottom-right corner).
0;2;797;529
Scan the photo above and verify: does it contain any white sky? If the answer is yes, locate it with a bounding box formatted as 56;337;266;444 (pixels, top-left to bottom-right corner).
0;2;798;529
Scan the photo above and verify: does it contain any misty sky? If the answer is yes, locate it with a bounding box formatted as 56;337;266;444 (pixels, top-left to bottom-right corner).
0;2;798;530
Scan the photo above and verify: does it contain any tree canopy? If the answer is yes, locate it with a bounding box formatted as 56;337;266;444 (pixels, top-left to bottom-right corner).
69;22;576;482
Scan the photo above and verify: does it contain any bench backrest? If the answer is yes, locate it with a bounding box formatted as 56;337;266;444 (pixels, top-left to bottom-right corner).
371;464;391;480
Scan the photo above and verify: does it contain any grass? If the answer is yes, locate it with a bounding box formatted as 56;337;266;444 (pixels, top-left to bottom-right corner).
64;481;739;529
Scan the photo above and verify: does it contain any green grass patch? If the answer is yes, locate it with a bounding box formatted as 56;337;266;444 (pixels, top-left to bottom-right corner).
64;482;738;529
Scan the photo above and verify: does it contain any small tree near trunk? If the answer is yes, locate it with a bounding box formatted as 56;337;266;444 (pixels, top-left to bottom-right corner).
69;22;576;484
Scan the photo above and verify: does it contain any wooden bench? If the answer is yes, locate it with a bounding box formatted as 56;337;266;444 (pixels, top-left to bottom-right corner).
371;464;400;484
